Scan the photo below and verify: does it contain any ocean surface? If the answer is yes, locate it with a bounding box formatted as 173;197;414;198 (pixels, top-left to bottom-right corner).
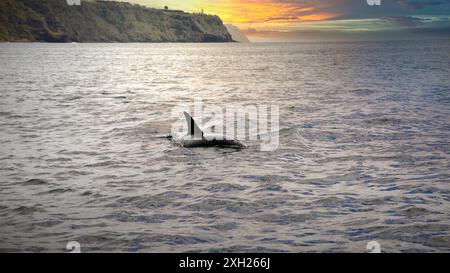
0;41;449;253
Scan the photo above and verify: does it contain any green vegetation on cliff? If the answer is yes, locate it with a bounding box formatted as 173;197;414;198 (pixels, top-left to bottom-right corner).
0;0;233;42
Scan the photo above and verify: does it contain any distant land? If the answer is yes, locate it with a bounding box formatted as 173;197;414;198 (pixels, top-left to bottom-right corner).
225;24;250;43
0;0;234;42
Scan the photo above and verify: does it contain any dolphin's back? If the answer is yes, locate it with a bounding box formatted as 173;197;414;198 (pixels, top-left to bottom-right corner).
181;135;246;149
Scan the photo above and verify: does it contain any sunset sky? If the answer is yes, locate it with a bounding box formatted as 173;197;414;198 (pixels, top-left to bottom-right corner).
124;0;450;41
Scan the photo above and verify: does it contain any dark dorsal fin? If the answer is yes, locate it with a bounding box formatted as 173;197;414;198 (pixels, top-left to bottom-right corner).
183;112;204;138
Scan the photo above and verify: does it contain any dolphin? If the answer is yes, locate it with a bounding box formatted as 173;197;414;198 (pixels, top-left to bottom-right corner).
173;112;246;149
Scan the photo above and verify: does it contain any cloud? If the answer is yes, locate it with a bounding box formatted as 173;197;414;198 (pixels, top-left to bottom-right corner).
397;0;450;9
383;16;428;27
210;1;342;24
242;16;450;41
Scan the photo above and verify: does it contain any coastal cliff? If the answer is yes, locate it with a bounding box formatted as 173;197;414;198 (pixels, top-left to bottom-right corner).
0;0;234;42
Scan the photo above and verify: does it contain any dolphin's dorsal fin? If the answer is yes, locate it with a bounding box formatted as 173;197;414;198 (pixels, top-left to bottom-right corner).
183;112;204;138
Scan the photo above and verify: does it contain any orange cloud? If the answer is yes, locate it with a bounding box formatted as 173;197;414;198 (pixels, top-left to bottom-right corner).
198;0;339;25
299;12;340;21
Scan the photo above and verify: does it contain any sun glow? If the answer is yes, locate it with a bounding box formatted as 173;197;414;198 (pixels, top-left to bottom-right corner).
196;0;339;25
130;0;339;25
